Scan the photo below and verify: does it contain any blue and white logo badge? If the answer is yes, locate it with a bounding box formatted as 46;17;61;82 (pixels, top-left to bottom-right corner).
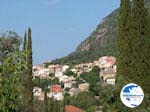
120;83;144;108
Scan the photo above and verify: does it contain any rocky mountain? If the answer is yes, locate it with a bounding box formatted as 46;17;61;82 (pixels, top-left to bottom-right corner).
51;0;150;65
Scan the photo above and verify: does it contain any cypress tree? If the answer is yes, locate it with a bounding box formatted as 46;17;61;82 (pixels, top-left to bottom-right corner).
131;0;150;100
117;0;132;86
27;27;34;112
44;90;48;112
23;31;27;51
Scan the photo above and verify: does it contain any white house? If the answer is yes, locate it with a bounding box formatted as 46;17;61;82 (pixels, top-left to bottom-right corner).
33;87;44;101
64;81;72;89
70;68;78;74
55;71;63;78
100;68;116;81
78;83;89;92
113;65;117;72
99;56;116;68
39;74;48;79
47;85;64;101
106;78;116;85
62;65;70;72
59;75;69;83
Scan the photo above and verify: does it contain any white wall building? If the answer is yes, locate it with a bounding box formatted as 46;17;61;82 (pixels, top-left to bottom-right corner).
78;83;89;92
47;85;64;101
64;81;72;89
33;87;44;101
62;65;70;72
99;56;116;68
106;78;116;85
55;71;63;78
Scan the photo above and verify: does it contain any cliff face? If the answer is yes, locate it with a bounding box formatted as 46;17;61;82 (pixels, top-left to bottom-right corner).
75;9;118;54
76;0;150;54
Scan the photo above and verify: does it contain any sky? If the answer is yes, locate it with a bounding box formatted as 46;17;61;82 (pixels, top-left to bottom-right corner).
0;0;120;65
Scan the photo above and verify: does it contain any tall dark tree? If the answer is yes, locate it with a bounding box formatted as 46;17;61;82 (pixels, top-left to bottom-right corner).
117;0;132;85
27;27;34;112
18;30;28;112
116;0;150;111
130;0;150;107
23;31;27;50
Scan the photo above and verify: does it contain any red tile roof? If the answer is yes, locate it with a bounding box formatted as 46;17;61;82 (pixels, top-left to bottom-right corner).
51;85;62;92
65;105;84;112
105;56;116;65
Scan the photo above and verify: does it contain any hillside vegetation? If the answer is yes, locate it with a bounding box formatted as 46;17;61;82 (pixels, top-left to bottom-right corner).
52;0;150;65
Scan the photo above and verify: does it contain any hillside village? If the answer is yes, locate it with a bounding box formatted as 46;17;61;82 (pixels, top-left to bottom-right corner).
32;56;116;101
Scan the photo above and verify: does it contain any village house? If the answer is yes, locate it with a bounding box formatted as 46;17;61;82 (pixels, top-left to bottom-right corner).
65;105;84;112
77;70;84;77
74;63;93;72
93;60;99;67
32;65;44;78
69;88;81;97
47;65;57;73
106;77;116;85
33;87;44;101
33;66;51;79
113;65;117;72
99;56;116;68
39;74;49;79
55;71;63;78
59;75;69;83
62;65;70;72
70;68;78;74
64;81;72;89
100;68;116;82
59;75;75;89
47;85;64;101
78;83;89;92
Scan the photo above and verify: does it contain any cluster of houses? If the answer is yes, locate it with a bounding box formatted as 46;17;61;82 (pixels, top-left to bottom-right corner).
98;56;116;85
32;56;116;101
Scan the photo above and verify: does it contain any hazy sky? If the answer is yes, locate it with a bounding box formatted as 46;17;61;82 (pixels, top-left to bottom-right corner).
0;0;120;65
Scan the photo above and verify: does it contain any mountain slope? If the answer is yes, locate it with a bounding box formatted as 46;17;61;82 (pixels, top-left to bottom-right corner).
51;0;150;65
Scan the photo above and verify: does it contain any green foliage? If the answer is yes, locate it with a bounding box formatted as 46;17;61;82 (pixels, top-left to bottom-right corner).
114;0;150;111
0;31;22;61
97;82;131;112
64;69;75;76
34;98;58;112
33;77;51;89
117;0;132;88
70;92;95;111
76;77;84;85
130;0;150;94
80;67;100;84
86;106;95;112
51;100;64;112
52;77;60;85
64;93;71;106
0;49;27;112
91;66;100;73
33;76;63;112
80;67;100;96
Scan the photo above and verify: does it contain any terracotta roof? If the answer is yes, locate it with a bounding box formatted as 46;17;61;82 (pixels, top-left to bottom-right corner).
106;58;115;64
51;85;62;92
65;105;84;112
